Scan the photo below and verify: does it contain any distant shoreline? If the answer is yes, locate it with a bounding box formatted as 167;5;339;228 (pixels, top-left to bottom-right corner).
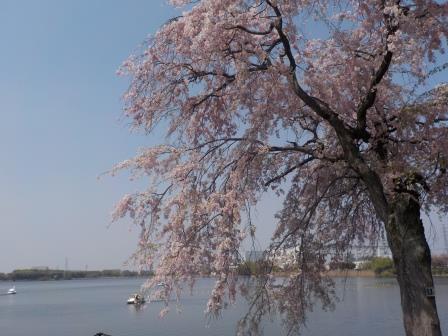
326;270;376;277
324;270;448;278
0;269;153;282
2;269;446;282
0;276;150;282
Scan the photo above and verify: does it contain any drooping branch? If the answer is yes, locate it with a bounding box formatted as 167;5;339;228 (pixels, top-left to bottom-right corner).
264;156;314;187
355;9;399;140
226;22;274;36
266;1;349;132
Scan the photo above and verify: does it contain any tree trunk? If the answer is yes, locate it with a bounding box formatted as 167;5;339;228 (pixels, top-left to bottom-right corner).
385;193;442;336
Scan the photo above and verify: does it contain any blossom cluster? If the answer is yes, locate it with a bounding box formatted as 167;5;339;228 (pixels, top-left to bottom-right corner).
114;0;447;333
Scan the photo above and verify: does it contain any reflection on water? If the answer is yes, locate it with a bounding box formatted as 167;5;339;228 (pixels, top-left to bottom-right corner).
127;303;146;313
0;277;446;336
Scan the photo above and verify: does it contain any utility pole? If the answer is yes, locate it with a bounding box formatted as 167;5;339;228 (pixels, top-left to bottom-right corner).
442;223;448;254
64;257;68;279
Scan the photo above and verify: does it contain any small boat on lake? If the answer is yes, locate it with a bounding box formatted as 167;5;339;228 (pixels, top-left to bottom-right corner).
7;286;16;295
127;293;145;305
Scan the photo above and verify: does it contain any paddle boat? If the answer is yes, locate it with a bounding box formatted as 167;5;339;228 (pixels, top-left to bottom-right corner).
127;293;145;305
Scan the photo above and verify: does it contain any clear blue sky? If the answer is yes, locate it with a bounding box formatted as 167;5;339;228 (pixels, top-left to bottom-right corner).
0;1;446;273
0;0;181;272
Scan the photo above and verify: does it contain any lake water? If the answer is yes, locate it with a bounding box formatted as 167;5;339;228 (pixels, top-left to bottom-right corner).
0;277;447;336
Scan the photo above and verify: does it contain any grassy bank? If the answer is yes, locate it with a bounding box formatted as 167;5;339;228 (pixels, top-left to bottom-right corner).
237;255;448;278
326;270;376;277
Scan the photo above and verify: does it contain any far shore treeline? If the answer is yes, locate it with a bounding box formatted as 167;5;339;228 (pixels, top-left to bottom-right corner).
2;254;447;281
0;269;153;281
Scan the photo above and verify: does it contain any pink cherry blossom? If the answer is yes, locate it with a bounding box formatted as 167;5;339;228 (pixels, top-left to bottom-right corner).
114;1;447;335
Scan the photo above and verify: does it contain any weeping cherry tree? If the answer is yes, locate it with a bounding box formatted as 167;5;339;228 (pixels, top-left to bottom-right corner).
112;1;448;335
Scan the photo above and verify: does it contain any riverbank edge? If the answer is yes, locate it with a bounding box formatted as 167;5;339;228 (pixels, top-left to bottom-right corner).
273;270;448;278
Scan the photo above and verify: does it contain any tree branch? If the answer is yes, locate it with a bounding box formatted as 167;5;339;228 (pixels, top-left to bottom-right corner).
266;1;347;131
226;22;274;36
264;157;314;186
355;23;397;141
265;1;390;222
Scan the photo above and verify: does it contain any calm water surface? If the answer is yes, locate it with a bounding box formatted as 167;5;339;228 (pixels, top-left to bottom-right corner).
0;277;447;336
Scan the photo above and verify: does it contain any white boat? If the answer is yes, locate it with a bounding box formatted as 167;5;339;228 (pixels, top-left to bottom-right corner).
7;286;16;295
127;293;145;305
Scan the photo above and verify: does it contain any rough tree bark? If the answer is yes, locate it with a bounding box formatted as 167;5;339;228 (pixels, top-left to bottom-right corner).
385;194;442;336
331;103;442;336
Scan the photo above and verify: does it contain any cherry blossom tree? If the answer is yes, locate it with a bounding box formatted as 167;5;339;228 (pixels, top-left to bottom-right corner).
113;1;447;335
